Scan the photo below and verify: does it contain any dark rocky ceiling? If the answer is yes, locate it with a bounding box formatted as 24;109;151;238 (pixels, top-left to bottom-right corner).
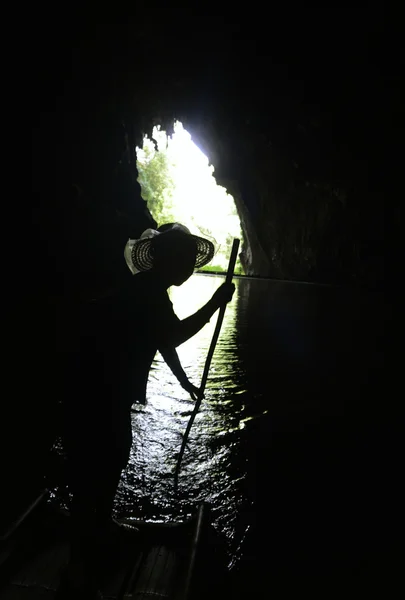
31;8;395;292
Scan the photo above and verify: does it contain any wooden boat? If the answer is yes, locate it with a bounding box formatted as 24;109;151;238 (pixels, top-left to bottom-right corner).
0;491;227;599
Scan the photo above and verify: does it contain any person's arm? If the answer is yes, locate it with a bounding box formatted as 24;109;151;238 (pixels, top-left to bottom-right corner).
159;345;202;399
164;282;235;348
159;345;188;386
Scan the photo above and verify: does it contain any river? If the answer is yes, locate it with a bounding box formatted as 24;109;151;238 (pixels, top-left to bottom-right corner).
50;272;386;582
113;273;383;573
116;274;255;560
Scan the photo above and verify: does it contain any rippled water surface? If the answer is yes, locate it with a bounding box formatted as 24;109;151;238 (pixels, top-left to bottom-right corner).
51;273;384;575
115;274;260;559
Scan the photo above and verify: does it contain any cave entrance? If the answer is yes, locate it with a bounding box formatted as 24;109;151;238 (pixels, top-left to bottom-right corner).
136;121;244;274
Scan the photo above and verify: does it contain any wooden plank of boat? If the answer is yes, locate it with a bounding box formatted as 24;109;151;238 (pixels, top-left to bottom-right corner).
115;504;207;599
124;544;178;599
0;504;210;600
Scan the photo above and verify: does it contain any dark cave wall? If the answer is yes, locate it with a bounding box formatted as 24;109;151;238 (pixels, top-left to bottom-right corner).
42;15;386;286
37;20;388;287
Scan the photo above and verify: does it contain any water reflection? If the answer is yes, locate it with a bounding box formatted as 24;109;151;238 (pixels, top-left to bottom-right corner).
50;273;383;576
116;274;260;557
113;274;380;566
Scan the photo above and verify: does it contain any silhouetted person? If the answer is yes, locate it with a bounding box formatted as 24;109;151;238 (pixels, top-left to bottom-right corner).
60;223;235;598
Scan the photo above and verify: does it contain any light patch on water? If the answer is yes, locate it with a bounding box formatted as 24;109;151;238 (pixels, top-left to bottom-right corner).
115;274;257;554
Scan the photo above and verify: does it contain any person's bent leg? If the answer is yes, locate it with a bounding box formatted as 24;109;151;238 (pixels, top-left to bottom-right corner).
94;412;133;532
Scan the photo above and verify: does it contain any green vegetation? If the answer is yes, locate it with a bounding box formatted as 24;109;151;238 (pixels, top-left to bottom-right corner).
136;122;244;274
136;136;176;226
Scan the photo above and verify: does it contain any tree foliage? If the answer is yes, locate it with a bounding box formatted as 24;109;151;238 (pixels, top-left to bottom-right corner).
136;138;176;226
136;124;244;274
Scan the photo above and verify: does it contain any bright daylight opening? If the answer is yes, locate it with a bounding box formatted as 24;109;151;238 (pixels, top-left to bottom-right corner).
136;121;244;274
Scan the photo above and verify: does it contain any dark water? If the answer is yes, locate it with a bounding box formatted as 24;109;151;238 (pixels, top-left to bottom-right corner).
51;273;389;584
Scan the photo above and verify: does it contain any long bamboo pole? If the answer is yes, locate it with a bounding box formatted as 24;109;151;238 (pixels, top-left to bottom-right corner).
174;238;240;488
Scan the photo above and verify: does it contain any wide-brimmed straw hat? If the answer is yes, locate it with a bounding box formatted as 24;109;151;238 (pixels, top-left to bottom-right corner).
124;223;215;274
